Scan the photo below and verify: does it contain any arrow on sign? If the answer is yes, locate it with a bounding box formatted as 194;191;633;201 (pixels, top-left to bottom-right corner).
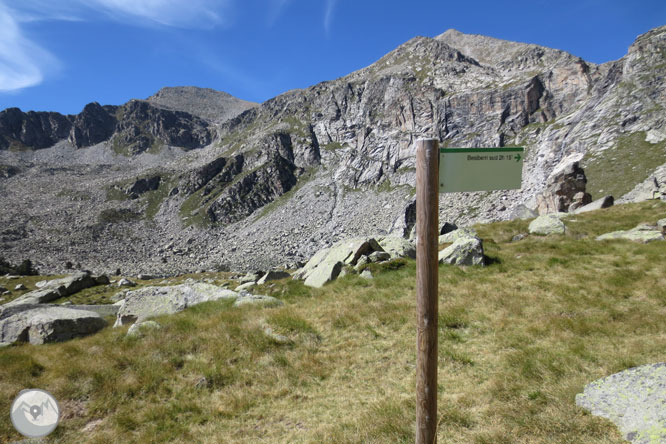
514;154;522;162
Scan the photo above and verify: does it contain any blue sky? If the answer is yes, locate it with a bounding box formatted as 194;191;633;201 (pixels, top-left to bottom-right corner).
0;0;664;115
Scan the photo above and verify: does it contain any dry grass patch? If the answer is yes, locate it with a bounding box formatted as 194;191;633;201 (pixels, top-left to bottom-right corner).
1;201;665;443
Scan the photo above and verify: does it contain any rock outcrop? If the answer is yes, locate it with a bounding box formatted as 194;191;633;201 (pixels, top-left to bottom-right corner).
536;156;591;214
528;214;567;235
3;272;103;307
0;304;107;345
438;231;485;266
596;223;664;243
114;283;239;326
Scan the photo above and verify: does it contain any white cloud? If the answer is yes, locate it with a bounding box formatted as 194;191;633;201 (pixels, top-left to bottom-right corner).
324;0;337;35
0;3;58;92
87;0;232;28
0;0;232;92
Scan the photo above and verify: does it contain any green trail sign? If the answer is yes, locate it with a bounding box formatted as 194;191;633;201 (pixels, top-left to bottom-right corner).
439;147;524;193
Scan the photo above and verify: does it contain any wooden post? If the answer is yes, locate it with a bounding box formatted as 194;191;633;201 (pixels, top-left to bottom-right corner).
415;138;439;444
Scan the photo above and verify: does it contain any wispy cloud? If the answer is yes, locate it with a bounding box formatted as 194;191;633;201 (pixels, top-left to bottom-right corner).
324;0;337;36
0;3;59;93
0;0;233;93
87;0;232;29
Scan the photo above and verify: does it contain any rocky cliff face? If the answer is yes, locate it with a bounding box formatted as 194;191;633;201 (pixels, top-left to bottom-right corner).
0;26;664;275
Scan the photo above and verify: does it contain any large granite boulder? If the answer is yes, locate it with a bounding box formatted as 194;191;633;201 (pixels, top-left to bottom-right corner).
377;237;416;259
0;304;107;345
114;283;238;326
536;155;591;214
295;237;385;288
576;363;666;444
574;195;615;214
438;237;485;266
596;223;664;243
3;272;102;307
528;214;567;235
439;228;478;244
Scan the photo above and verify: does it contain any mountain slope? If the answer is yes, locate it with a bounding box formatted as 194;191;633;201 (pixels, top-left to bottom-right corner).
0;26;664;275
147;86;258;124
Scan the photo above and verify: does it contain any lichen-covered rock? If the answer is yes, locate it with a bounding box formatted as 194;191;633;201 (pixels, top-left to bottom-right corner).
232;292;283;308
377;237;416;259
0;304;107;345
438;237;484;266
576;363;666;444
297;237;385;288
528;214;567;235
439;228;478;244
126;320;162;338
303;258;343;288
3;272;101;307
596;224;664;243
114;283;238;326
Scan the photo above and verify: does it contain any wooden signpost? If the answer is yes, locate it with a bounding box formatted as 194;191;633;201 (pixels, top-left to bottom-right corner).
415;140;523;444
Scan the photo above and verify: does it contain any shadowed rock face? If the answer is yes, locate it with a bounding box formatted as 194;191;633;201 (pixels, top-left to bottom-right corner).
0;27;665;276
0;108;72;150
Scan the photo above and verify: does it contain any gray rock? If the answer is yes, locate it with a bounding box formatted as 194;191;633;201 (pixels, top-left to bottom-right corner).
239;271;263;284
509;204;538;220
354;255;369;271
377;237;416;259
117;278;136;287
360;269;373;279
297;237;384;288
114;283;238;326
14;284;26;291
574;195;615;214
575;363;666;444
368;251;391;263
126;320;162;338
568;191;593;212
235;282;255;292
511;233;528;242
528;214;567;235
232;292;283;308
656;218;666;234
304;258;343;288
257;270;290;285
65;304;120;317
439;228;479;244
137;274;154;281
535;156;590;215
4;272;100;307
438;237;485;266
0;304;107;345
596;224;664;243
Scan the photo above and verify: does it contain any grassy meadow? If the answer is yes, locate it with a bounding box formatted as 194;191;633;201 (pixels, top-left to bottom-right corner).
1;200;665;443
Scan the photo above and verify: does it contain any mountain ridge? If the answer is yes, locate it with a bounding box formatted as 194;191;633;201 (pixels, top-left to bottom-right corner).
0;25;664;275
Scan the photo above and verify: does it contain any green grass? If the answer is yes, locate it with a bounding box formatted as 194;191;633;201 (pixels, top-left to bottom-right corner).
1;201;666;443
582;131;666;199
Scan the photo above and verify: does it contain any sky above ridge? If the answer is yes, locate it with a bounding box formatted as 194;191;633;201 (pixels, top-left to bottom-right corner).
0;0;663;115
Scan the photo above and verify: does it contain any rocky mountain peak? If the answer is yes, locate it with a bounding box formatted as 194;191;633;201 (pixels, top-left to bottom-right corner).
146;86;258;123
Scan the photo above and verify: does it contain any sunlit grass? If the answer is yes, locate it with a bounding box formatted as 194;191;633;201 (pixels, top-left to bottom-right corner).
1;201;665;443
